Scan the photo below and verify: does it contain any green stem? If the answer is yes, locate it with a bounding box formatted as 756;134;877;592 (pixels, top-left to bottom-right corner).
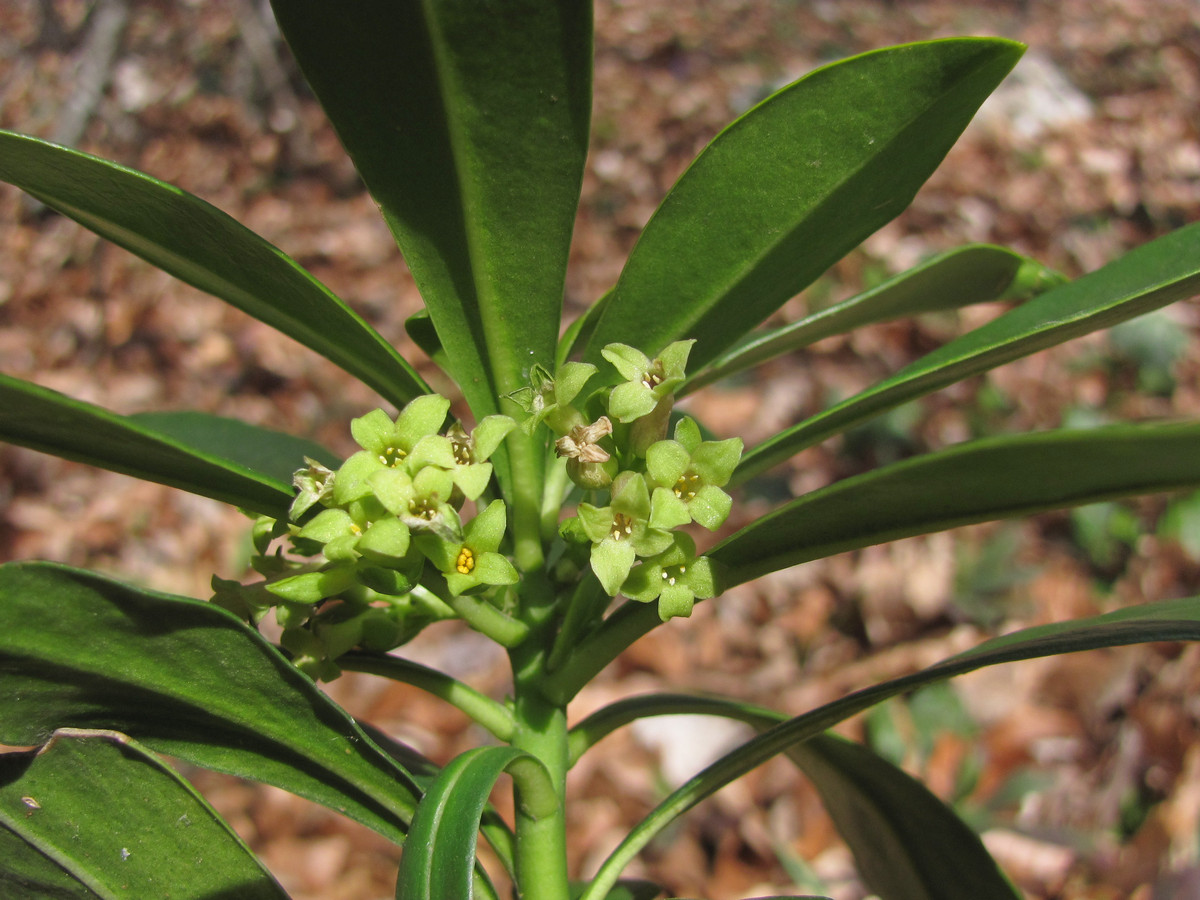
338;652;516;742
507;684;570;900
543;598;660;704
540;453;571;542
545;571;606;673
507;428;547;573
446;591;531;648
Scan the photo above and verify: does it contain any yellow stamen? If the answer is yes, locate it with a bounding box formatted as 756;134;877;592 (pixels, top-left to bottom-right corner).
379;445;407;467
456;547;476;575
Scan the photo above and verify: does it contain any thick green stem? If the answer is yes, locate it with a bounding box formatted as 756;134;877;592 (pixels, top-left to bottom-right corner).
507;428;547;573
508;683;570;900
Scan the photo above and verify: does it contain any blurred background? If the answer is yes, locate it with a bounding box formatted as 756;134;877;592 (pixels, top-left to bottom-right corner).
2;1;1200;897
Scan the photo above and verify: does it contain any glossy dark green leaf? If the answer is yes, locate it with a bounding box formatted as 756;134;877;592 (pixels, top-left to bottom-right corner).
579;597;1200;899
131;411;339;484
0;130;426;408
0;562;419;846
685;244;1063;393
0;824;100;899
394;746;553;900
716;421;1200;586
0;375;294;519
789;735;1017;900
579;39;1023;372
0;729;287;899
737;220;1200;482
270;0;591;418
569;696;1012;900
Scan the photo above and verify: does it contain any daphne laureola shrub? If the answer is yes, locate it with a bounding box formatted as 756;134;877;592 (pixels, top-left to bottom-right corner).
1;3;1199;899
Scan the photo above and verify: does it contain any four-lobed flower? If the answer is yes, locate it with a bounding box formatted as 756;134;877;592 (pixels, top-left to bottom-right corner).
645;416;743;530
620;531;718;621
577;471;691;595
417;499;519;596
602;339;694;424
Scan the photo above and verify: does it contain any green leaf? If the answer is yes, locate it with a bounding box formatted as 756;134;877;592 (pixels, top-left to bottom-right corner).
0;562;420;845
395;746;553;900
0;130;426;408
579;38;1024;372
716;421;1200;586
0;728;287;900
568;696;1013;899
0;375;294;519
131;411;340;484
789;734;1017;900
578;596;1200;900
685;244;1063;393
0;824;101;899
270;0;592;415
737;220;1200;482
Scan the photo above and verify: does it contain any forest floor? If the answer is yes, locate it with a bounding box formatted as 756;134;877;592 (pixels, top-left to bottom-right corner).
3;1;1200;898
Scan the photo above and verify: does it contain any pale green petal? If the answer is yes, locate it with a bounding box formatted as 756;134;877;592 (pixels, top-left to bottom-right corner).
657;339;696;380
657;583;695;620
577;503;615;544
673;416;703;452
299;508;354;542
650;486;692;531
466;499;509;552
554;362;598;405
350;408;394;453
475;551;519;586
591;538;637;595
601;343;651;381
367;467;414;516
692;437;744;485
396;393;451;442
470;415;517;460
608;380;658;422
333;450;385;504
453;462;494;501
266;567;356;603
357;516;411;563
646;440;691;487
408;433;457;469
611;471;652;519
688;484;733;530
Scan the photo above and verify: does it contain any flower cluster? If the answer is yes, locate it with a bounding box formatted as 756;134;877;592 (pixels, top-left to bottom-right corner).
518;340;743;621
211;395;517;679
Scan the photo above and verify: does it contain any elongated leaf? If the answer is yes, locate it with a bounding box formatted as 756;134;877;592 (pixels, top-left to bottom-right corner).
789;735;1016;900
0;562;419;845
131;411;339;484
685;244;1062;393
0;375;295;518
580;596;1200;899
579;39;1023;372
0;824;100;899
270;0;591;418
737;220;1200;482
0;130;426;408
554;422;1200;702
568;695;1013;900
0;729;287;899
717;421;1200;586
395;746;552;900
